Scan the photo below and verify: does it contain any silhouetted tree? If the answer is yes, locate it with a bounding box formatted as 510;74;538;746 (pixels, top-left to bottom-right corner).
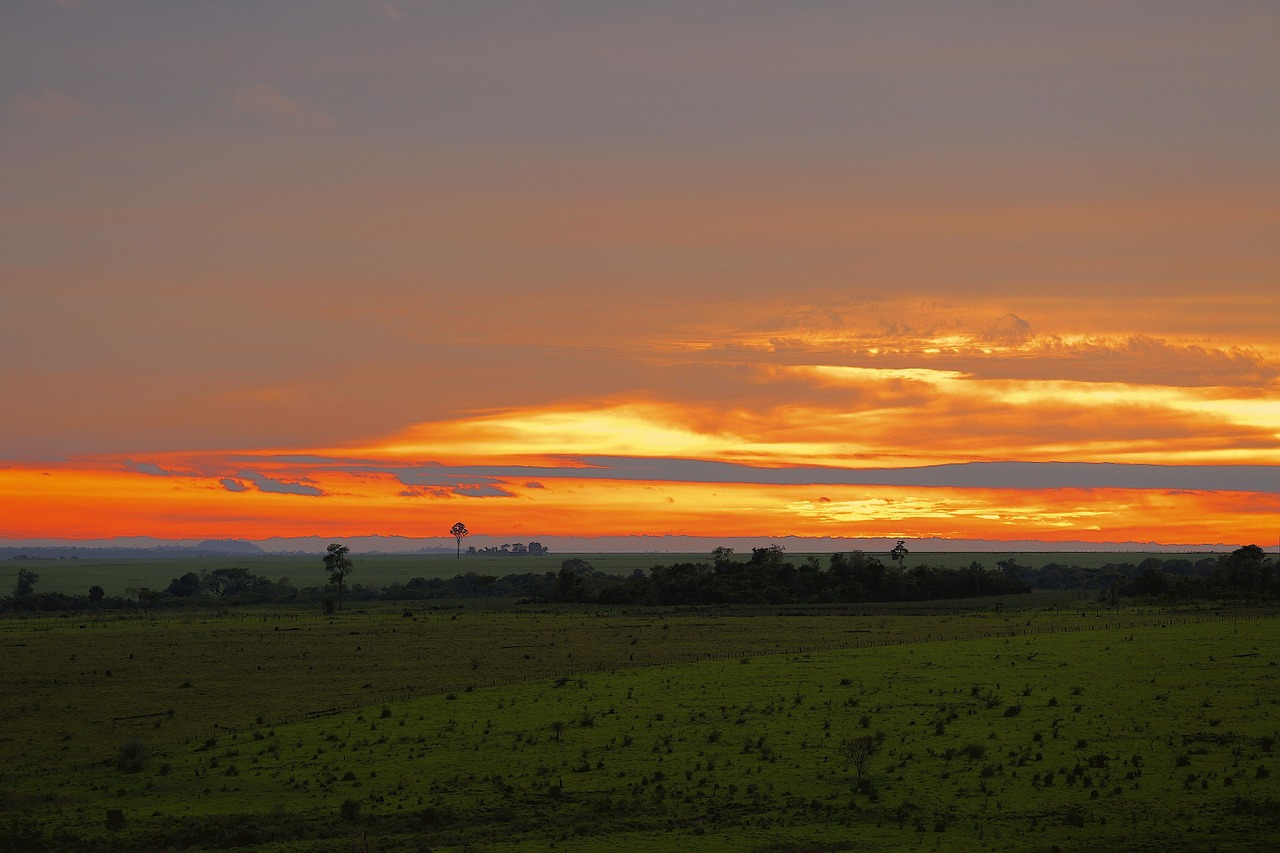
166;571;202;597
1133;565;1171;597
450;522;469;559
1214;544;1274;595
200;567;255;597
323;543;354;610
711;546;735;563
997;558;1032;589
105;808;126;841
890;540;909;573
13;567;38;597
116;738;150;773
839;735;880;790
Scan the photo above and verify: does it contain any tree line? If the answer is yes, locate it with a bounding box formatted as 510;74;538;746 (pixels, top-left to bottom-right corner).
550;546;1032;605
4;544;1276;613
466;542;549;557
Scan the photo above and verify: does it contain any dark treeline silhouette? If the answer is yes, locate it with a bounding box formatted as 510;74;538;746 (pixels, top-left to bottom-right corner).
551;546;1030;605
3;545;1275;613
465;542;549;556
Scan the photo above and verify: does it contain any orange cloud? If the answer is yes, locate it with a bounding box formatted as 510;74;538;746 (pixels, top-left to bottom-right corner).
4;460;1277;546
5;309;1278;547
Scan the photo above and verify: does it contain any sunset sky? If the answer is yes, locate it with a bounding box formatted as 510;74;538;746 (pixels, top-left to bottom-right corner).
3;1;1279;549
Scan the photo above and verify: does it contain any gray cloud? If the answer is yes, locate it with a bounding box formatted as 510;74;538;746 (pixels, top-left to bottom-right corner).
453;482;517;498
707;333;1280;389
235;470;324;496
392;457;1280;494
220;478;248;492
399;486;451;499
268;453;1280;494
560;458;1280;493
123;459;173;476
397;472;517;499
985;313;1032;345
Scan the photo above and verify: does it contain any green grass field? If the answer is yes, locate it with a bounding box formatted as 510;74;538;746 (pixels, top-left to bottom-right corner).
7;553;702;596
6;550;1220;597
3;600;1277;851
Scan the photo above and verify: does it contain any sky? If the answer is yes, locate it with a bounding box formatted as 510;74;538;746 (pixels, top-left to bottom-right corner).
2;1;1279;550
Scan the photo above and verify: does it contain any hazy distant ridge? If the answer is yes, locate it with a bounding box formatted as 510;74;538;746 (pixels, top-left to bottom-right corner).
0;534;1244;558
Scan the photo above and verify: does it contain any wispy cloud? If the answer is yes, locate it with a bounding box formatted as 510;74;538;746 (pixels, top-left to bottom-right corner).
230;84;334;130
40;0;96;11
372;1;403;21
14;88;91;122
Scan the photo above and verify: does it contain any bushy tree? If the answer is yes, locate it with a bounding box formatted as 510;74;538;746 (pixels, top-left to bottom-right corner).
167;571;203;597
105;808;125;837
116;737;150;773
323;543;354;610
13;567;38;597
201;567;255;597
1215;544;1274;595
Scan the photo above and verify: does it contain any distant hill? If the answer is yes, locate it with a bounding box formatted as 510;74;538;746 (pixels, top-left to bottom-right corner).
195;539;265;555
0;534;1242;560
1;539;266;560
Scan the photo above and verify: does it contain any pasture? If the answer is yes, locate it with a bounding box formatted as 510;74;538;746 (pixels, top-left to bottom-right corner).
6;550;1218;597
7;554;702;597
3;601;1278;851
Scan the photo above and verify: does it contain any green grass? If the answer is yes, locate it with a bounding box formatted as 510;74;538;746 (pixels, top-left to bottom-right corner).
3;602;1278;850
7;550;1224;597
7;553;705;596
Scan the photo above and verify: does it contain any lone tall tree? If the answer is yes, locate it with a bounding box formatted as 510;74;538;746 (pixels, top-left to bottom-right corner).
890;540;909;572
323;543;354;610
450;522;469;560
838;735;880;791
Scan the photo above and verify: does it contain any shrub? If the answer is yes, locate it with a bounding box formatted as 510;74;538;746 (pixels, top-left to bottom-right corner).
116;738;151;773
